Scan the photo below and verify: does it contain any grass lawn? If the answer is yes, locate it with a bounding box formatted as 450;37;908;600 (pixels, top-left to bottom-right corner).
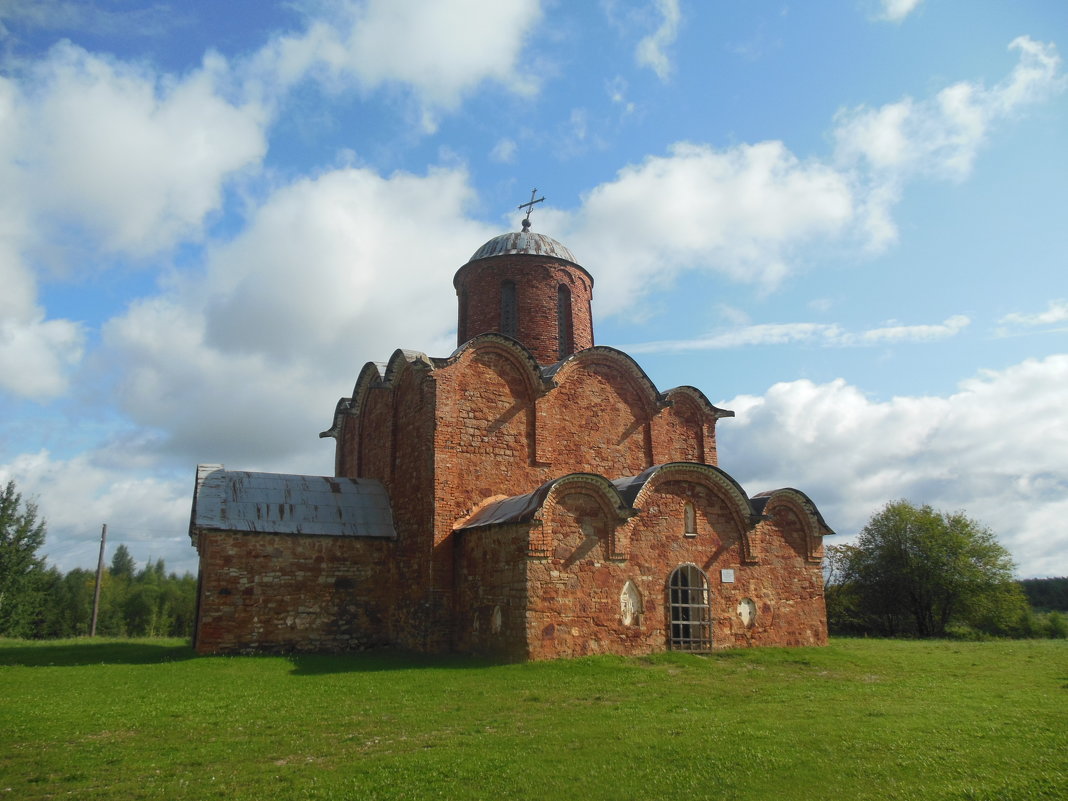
1;637;1065;800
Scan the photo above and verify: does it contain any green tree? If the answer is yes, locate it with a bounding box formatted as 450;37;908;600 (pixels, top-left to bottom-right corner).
836;500;1025;638
0;480;48;637
110;544;136;578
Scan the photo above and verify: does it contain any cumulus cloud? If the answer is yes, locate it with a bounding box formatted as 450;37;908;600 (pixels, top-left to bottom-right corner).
101;166;494;469
875;0;924;23
0;448;195;574
554;141;854;312
998;299;1068;329
252;0;542;131
635;0;681;80
0;41;269;399
834;36;1063;248
719;354;1068;577
538;37;1063;315
624;314;968;353
18;42;268;256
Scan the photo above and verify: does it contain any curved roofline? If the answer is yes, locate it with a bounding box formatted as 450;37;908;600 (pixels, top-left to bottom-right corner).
751;488;835;536
663;385;735;420
453;251;594;290
319;351;432;439
466;230;578;263
542;346;666;416
444;333;547;397
455;472;635;531
613;462;758;529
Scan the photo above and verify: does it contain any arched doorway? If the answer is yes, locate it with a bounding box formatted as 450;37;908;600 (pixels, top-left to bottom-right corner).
668;565;712;652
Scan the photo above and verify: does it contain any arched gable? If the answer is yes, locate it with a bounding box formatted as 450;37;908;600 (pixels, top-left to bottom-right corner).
444;333;545;402
544;346;663;417
623;463;755;530
455;472;634;560
662;385;734;420
541;347;666;473
751;488;832;563
620;462;758;562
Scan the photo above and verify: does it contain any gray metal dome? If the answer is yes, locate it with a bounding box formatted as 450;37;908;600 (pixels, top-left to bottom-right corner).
467;231;577;264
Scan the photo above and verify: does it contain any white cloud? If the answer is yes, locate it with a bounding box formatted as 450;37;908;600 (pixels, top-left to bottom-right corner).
0;448;195;574
998;299;1068;328
875;0;923;23
719;354;1068;577
0;313;84;399
561;36;1061;310
0;41;269;399
101;166;494;469
490;137;518;163
19;42;268;256
624;314;968;353
859;314;969;343
252;0;542;131
834;36;1063;247
554;140;854;313
636;0;681;81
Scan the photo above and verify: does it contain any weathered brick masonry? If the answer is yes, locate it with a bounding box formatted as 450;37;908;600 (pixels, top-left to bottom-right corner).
190;226;831;657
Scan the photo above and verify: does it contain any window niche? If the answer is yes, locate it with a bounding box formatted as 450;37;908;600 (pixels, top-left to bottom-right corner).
620;580;642;626
683;502;697;537
737;598;757;628
500;280;517;338
557;284;573;359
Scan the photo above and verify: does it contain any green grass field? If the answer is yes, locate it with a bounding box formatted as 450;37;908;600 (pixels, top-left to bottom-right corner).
1;638;1065;800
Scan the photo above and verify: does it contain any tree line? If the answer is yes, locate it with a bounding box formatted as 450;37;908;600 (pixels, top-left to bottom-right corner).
0;481;196;639
826;500;1067;639
3;479;1066;642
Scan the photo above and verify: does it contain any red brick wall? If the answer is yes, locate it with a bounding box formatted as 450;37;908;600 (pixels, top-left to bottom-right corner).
453;256;594;364
520;476;827;660
453;526;530;659
193;531;395;654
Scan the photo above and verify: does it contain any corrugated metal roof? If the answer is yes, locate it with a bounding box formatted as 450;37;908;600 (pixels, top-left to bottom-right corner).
467;231;577;264
190;465;396;539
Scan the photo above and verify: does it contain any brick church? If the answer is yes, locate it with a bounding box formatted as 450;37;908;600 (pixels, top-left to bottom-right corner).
189;209;831;659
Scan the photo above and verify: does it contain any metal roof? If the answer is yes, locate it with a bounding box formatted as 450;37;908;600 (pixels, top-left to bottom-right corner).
190;465;396;539
467;231;577;264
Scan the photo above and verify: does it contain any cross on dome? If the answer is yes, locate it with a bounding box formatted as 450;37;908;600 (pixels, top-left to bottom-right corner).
517;188;545;231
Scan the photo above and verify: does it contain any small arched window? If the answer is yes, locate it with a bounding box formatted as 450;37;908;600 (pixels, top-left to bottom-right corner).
557;284;573;359
500;280;517;338
458;288;469;343
683;502;696;537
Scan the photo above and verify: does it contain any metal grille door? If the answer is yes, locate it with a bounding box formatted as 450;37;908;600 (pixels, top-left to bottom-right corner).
668;565;712;652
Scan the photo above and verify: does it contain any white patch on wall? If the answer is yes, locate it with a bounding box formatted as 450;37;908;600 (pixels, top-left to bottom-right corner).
720;568;735;583
491;605;502;634
620;580;642;626
738;598;757;627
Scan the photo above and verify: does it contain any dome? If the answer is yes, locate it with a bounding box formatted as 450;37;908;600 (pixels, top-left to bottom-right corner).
467;231;577;265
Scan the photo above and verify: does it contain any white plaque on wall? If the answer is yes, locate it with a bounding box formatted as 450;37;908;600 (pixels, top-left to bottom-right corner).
721;569;735;583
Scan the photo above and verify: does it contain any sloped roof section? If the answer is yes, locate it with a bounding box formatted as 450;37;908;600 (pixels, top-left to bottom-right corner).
467;231;577;265
190;465;396;540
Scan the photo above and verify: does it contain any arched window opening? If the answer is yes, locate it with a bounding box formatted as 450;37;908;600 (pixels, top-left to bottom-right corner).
668;565;712;651
557;284;573;359
500;280;517;338
683;502;696;537
458;288;469;343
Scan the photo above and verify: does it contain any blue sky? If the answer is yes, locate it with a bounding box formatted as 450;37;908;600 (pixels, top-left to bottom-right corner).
0;0;1065;578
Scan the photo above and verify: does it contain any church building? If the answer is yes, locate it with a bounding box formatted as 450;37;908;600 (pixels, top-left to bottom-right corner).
189;210;831;659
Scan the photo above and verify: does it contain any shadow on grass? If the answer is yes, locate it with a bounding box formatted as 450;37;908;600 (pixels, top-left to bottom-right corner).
0;639;196;667
286;649;507;676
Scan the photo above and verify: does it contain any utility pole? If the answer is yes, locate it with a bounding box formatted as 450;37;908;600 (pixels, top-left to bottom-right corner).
90;523;107;637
